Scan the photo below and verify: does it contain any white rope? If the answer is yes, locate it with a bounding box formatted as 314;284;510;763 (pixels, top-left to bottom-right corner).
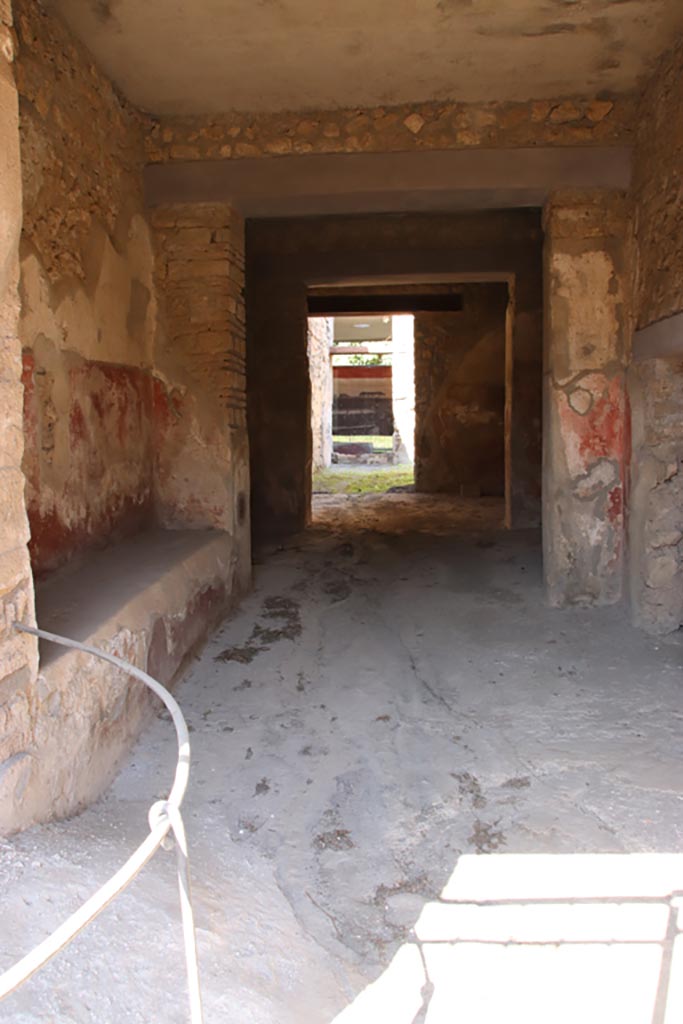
0;623;204;1024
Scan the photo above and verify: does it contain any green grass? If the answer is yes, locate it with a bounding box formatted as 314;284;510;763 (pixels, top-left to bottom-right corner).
313;465;414;495
333;435;393;451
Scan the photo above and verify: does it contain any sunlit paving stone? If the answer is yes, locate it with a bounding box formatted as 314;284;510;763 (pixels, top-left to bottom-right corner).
422;942;663;1024
331;944;425;1024
415;900;670;943
441;853;683;902
664;935;683;1024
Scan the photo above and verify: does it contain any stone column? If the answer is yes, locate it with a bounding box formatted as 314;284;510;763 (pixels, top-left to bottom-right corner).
392;314;415;463
0;1;39;832
150;202;250;588
307;316;333;471
542;191;632;606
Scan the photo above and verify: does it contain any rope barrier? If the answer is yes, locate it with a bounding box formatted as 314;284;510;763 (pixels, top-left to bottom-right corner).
0;623;204;1024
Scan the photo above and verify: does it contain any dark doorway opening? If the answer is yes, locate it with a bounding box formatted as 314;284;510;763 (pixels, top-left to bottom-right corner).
307;282;511;535
245;210;542;545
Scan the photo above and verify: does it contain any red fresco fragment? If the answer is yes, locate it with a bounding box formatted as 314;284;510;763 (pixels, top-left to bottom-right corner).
607;486;623;524
22;352;154;575
333;365;392;379
576;376;626;464
559;373;626;477
151;376;184;437
69;401;87;444
27;494;151;579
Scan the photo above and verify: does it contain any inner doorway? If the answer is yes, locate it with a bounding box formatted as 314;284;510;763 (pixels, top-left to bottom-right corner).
307;283;511;534
308;312;416;503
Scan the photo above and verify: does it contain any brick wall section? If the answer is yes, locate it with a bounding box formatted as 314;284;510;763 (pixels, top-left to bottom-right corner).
0;0;39;828
628;39;683;633
145;94;635;164
15;0;157;574
150;202;251;586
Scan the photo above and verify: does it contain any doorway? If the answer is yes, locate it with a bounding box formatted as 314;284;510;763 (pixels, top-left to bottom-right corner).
245;210;543;544
308;312;416;506
306;283;512;535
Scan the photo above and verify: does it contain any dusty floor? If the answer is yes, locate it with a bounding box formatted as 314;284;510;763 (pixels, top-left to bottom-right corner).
312;491;503;533
1;495;682;1023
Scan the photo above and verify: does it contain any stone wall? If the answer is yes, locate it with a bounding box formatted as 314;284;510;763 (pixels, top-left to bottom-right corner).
543;190;632;607
0;0;39;830
15;0;155;574
15;4;251;586
146;94;634;164
307;317;333;471
414;285;508;496
150;202;251;590
628;38;683;633
1;6;251;833
632;38;683;329
628;358;683;633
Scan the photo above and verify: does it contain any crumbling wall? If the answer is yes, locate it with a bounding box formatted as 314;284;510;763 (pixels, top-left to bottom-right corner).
0;0;39;829
15;0;156;574
633;38;683;327
414;284;508;496
628;360;683;633
15;2;251;584
150;202;251;590
146;94;634;164
629;38;683;633
307;317;333;470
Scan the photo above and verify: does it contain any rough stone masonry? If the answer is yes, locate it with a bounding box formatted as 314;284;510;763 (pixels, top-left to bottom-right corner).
628;35;683;634
0;0;38;833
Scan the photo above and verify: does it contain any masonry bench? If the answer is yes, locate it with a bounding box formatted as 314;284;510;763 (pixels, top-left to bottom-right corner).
18;529;237;828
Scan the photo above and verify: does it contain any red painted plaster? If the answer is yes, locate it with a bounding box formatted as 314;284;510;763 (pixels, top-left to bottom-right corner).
23;352;155;575
333;365;392;379
576;376;626;465
607;485;623;524
69;401;87;445
559;373;627;479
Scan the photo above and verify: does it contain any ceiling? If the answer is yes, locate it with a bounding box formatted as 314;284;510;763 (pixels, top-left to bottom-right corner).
333;317;392;344
50;0;683;116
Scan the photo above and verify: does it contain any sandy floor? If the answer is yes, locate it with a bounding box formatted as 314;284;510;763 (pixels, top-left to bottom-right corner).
1;496;682;1023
